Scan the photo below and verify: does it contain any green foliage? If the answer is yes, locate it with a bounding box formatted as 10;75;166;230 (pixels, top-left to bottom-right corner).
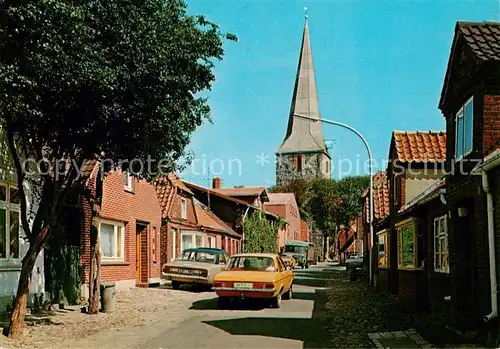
307;178;342;231
32;294;44;315
271;175;370;237
46;244;81;305
243;212;278;254
335;176;370;226
0;0;236;240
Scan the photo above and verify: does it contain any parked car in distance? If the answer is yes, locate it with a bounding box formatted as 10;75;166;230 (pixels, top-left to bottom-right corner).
279;253;296;269
346;253;363;265
283;240;310;268
162;247;229;289
213;253;294;308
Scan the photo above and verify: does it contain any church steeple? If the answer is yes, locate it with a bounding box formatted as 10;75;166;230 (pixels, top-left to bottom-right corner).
276;13;331;185
277;15;329;155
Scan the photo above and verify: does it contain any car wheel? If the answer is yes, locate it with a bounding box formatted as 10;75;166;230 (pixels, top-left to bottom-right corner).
218;296;230;309
283;286;292;300
171;281;181;290
301;264;305;269
271;293;282;308
305;263;309;269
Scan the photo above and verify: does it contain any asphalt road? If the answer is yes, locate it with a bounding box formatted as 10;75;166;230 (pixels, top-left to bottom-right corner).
142;263;343;349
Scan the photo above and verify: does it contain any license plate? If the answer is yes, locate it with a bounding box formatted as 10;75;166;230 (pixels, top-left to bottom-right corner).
234;282;253;289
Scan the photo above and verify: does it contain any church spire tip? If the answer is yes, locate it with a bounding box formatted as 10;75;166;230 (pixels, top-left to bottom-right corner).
304;7;308;20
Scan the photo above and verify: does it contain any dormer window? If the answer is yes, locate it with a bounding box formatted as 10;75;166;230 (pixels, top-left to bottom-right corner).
124;171;133;192
455;97;474;160
180;198;187;220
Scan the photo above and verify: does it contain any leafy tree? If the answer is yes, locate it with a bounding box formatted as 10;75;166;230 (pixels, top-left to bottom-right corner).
0;0;235;338
271;176;369;259
243;212;282;253
336;176;370;226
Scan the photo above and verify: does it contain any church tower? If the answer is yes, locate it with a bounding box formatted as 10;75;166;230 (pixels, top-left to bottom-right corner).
276;15;331;185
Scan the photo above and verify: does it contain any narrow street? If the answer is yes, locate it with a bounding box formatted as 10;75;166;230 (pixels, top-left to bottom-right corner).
142;264;339;349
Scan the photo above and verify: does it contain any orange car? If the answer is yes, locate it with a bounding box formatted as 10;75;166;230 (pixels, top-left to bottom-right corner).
213;253;294;308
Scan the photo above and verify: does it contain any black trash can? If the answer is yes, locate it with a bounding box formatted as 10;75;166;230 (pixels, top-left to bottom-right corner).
348;265;357;281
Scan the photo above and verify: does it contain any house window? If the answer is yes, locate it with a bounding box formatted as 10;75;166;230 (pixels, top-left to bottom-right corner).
434;215;449;273
100;219;125;261
124;172;133;192
180;198;187;220
455;97;474;159
377;230;388;268
0;183;20;260
180;231;205;252
208;236;216;248
397;219;420;269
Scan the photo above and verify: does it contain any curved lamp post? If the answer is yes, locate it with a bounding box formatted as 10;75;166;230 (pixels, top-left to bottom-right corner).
294;113;374;285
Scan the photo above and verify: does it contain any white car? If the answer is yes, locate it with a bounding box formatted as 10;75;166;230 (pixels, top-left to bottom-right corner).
346;254;363;265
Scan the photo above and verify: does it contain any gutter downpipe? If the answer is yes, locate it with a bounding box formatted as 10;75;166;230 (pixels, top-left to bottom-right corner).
482;171;498;322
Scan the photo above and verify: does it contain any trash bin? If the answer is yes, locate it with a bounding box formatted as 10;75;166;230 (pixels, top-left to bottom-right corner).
100;282;116;313
348;265;357;281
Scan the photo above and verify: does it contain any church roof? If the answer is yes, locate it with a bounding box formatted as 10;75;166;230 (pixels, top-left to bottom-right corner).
277;18;329;156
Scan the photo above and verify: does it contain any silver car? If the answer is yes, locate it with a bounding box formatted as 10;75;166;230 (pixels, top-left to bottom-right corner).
162;248;229;289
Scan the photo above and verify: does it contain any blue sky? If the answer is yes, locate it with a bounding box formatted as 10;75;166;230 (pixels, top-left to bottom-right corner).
180;0;500;188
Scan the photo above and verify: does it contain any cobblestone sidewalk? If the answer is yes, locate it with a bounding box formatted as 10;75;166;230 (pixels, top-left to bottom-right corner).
324;276;421;348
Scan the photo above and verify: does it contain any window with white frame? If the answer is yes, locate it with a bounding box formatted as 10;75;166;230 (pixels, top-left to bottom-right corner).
208;236;216;248
100;219;125;261
434;215;449;273
123;171;133;192
455;97;474;159
180;198;187;219
180;231;205;252
0;183;20;260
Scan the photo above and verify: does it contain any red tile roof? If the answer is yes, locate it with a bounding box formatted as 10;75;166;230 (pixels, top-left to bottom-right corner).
393;131;446;163
362;171;390;221
154;173;193;218
213;187;268;198
194;199;240;238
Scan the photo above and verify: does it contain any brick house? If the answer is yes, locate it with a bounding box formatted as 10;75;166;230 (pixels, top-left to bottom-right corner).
211;177;270;210
437;21;500;333
184;179;280;253
155;174;202;264
193;198;241;252
154;174;242;274
384;131;446;306
360;171;390;288
396;178;448;311
80;169;162;296
300;220;310;242
264;193;300;250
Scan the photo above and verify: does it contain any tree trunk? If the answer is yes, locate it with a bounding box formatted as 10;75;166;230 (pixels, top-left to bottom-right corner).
6;241;43;339
323;233;327;260
88;201;101;315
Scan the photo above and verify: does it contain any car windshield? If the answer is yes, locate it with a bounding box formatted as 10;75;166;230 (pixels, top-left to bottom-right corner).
228;256;275;271
284;246;306;254
178;250;217;264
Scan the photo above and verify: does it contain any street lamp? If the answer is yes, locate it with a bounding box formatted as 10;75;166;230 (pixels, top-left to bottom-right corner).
294;114;374;285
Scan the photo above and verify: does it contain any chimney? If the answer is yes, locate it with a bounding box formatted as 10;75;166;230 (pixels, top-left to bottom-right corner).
212;177;221;189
